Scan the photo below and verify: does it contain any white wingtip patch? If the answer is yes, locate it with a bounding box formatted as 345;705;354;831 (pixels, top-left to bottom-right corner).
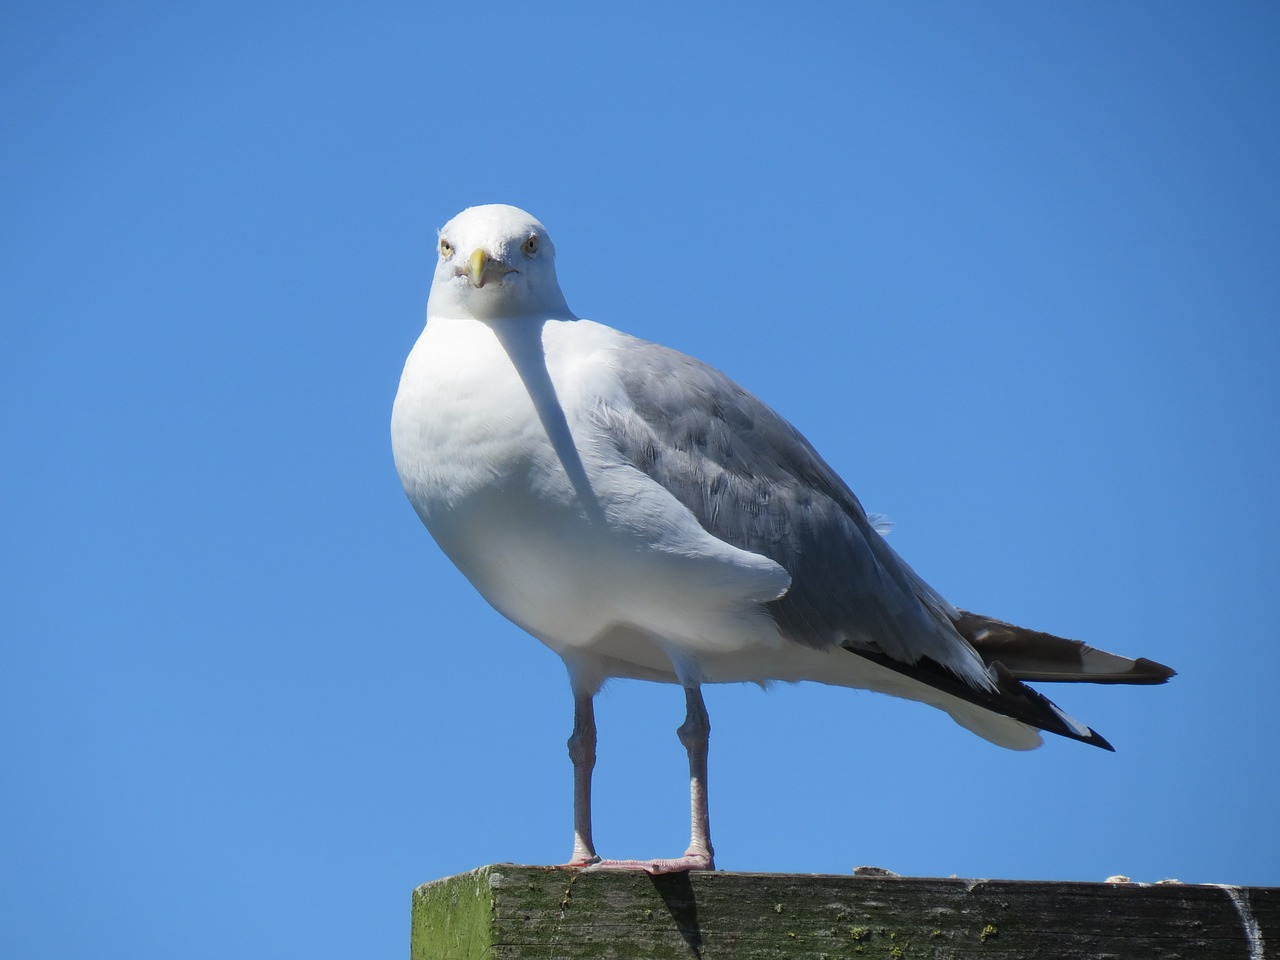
1051;703;1094;740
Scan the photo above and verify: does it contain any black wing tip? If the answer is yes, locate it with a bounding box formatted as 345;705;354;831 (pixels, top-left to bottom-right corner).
1073;725;1116;752
989;661;1116;750
843;646;1122;751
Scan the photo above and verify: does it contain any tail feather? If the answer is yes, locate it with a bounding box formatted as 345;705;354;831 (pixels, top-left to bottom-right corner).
955;610;1177;685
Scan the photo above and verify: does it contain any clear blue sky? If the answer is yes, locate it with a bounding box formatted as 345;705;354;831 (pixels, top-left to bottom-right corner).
3;2;1278;957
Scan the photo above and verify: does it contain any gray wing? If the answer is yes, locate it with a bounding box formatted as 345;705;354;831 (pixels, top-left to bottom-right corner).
598;336;986;683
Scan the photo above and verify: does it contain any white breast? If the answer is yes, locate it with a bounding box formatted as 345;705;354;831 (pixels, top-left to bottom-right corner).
391;316;790;679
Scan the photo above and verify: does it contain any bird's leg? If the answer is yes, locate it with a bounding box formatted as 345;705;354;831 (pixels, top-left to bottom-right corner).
562;688;600;867
676;684;716;870
586;684;716;874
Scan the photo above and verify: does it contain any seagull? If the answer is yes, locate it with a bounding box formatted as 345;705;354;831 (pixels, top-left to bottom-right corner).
391;203;1175;874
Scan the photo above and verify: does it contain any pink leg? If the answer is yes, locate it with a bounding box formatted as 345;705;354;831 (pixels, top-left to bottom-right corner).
561;688;600;867
586;685;716;874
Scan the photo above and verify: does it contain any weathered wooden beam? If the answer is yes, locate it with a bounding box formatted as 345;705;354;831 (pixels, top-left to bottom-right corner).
411;864;1276;959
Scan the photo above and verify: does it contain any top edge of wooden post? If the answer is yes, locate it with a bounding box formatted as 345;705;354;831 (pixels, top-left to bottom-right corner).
412;864;1277;960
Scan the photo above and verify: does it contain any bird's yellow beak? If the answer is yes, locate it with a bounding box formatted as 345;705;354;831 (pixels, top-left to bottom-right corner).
467;248;489;288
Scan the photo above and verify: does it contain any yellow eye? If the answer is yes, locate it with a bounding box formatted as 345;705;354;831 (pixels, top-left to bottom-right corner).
439;238;454;258
521;234;539;256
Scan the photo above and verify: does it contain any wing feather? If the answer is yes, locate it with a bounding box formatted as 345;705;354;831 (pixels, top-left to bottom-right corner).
597;336;992;690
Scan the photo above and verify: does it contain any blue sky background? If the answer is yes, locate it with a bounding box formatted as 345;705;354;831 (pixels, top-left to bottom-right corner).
4;2;1278;957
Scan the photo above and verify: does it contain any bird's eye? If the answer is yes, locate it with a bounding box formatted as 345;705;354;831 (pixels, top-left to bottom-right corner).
521;234;539;257
439;238;454;258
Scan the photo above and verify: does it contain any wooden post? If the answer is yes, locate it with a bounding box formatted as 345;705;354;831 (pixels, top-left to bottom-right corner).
411;864;1276;959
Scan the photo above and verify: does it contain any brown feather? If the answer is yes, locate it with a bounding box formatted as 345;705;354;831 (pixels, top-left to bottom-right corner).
955;610;1176;684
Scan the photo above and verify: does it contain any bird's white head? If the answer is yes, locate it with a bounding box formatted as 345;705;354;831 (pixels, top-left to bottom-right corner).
428;204;574;322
